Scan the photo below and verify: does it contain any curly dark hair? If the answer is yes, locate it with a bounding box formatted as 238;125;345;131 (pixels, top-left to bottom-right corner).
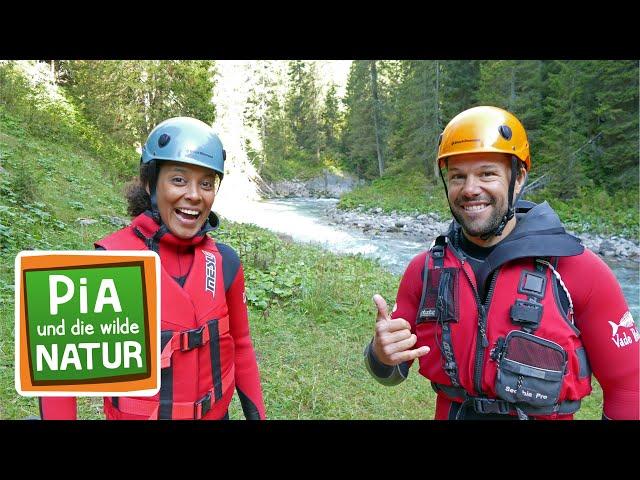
125;163;154;217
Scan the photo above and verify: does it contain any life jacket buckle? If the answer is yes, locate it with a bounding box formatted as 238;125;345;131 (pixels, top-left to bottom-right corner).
472;397;510;415
443;361;458;373
194;391;212;419
181;325;206;351
510;299;543;330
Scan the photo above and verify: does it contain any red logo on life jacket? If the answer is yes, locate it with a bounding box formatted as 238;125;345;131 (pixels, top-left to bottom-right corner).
203;250;216;299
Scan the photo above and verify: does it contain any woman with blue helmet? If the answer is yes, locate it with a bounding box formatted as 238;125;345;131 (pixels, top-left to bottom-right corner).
40;117;266;420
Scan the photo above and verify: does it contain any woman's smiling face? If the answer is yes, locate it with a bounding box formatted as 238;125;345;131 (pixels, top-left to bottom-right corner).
151;161;219;239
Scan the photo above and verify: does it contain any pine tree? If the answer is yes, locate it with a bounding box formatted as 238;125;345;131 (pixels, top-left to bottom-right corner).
321;82;343;160
478;60;546;161
592;60;639;191
262;92;292;180
538;60;598;198
285;61;322;163
386;61;441;180
440;60;481;124
342;60;378;179
370;61;385;176
244;61;287;172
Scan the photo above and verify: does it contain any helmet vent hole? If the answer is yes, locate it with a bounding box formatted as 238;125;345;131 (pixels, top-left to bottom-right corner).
158;134;171;148
498;125;512;140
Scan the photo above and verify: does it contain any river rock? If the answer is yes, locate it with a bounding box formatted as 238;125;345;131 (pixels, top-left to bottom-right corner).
76;218;98;226
325;203;639;260
266;171;364;198
100;215;130;227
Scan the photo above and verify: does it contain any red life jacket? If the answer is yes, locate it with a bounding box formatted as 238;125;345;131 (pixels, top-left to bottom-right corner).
96;214;235;420
415;237;592;419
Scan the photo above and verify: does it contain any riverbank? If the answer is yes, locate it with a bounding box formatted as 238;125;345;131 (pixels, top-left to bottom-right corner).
262;170;363;199
262;169;639;260
325;203;640;260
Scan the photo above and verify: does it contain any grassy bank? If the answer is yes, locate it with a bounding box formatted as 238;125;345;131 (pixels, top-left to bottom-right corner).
338;172;450;218
259;152;346;183
0;110;134;419
339;172;640;239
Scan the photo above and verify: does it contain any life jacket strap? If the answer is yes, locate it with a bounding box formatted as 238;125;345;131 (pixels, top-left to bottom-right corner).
510;261;548;333
161;315;230;369
431;236;446;269
536;258;575;323
111;368;234;419
432;382;581;417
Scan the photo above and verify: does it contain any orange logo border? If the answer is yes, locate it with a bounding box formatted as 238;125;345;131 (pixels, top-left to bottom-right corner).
15;251;161;397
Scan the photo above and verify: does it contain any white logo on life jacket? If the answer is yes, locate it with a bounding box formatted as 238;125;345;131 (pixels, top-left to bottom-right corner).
203;250;216;299
609;311;639;348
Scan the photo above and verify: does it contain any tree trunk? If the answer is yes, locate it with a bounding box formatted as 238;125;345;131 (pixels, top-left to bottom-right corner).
370;61;384;177
433;61;441;180
260;115;267;170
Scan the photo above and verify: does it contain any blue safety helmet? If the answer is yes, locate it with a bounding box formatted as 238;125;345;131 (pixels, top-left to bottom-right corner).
141;117;226;223
141;116;226;178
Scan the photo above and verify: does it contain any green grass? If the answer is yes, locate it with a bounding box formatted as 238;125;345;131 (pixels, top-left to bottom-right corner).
261;158;325;182
0;124;134;420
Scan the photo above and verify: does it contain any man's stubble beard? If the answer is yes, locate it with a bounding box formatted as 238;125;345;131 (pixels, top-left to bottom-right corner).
450;197;507;238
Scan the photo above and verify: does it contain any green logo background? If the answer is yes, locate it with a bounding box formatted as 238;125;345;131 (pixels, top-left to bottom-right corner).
25;264;149;384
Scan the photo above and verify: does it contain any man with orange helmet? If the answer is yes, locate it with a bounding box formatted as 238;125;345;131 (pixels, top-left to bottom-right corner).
365;106;639;420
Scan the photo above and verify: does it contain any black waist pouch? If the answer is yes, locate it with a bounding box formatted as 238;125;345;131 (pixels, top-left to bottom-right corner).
495;331;567;407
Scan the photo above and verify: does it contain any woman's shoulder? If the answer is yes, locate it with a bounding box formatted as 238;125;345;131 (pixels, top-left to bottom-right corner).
94;224;135;250
212;241;241;264
209;241;244;290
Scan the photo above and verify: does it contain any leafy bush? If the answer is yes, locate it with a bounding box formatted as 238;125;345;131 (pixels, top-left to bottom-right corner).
12;163;42;204
528;186;639;238
215;223;304;311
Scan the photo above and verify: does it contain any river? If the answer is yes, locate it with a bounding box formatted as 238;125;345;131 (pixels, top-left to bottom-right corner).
216;197;640;320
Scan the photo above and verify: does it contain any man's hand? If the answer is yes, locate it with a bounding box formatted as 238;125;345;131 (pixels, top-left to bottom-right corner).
372;294;430;366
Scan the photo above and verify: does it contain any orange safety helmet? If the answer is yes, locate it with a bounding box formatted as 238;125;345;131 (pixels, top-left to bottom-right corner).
437;106;530;170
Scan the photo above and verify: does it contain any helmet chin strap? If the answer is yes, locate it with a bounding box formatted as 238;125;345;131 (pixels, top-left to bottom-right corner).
480;155;526;240
147;161;163;225
438;163;453;217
